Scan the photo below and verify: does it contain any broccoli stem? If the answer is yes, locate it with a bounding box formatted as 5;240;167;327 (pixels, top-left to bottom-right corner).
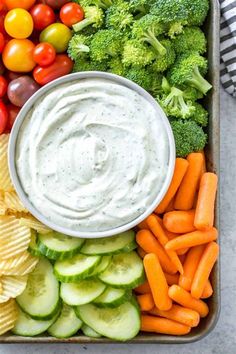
187;66;212;95
163;87;191;118
73;18;94;32
98;0;112;9
142;28;166;56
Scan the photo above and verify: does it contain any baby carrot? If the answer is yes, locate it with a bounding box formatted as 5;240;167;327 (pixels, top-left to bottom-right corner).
150;305;200;328
144;253;172;311
137;220;149;230
135;281;151;294
174;153;204;210
136;230;177;274
201;280;213;299
179;245;205;291
163;210;196;234
165;228;218;251
194;173;218;231
164;272;179;286
198;150;207;176
141;315;191;335
147;215;183;274
137;246;147;259
155;158;189;214
168;285;209;318
165;198;175;212
177;247;189;256
191;242;219;299
137;293;155;312
164;229;189;256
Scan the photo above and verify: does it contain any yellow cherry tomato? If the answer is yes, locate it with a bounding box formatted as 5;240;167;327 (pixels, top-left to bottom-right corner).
4;9;33;39
2;39;36;72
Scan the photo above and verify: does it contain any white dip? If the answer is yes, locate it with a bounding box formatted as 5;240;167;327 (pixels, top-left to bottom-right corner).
16;78;170;232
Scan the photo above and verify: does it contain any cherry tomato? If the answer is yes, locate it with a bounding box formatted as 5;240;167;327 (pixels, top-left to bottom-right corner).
0;76;8;98
0;10;7;35
38;1;70;10
0;100;8;134
33;43;56;67
6;103;20;130
0;1;7;11
33;54;73;85
60;2;84;27
0;33;5;53
30;4;56;31
2;39;36;72
5;0;36;10
4;9;33;39
39;23;72;53
5;71;22;81
8;76;40;107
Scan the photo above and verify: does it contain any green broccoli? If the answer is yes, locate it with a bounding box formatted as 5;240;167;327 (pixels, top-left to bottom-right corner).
108;57;125;76
130;0;155;17
105;0;133;31
132;14;167;56
122;39;155;67
72;6;104;32
157;86;195;119
67;34;91;61
79;0;113;10
170;119;207;157
188;102;208;127
182;0;209;26
149;71;163;96
124;66;153;91
73;57;107;72
173;27;207;55
167;22;184;39
183;86;204;101
90;29;123;62
167;52;212;95
151;39;176;72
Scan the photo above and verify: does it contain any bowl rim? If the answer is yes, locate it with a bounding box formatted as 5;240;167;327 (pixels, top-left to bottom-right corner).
8;71;176;239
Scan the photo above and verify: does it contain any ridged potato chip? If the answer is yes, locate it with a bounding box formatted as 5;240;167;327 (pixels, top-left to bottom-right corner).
0;279;2;295
0;135;14;192
4;191;28;213
0;193;6;216
1;254;39;276
0;215;31;259
0;251;29;272
19;216;52;234
0;275;28;303
0;299;18;335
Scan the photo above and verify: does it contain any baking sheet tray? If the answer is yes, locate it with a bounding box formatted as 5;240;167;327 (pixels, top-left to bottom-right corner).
0;0;220;344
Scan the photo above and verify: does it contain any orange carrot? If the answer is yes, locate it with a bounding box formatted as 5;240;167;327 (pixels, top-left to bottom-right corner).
174;153;204;210
164;229;189;256
199;150;207;176
201;280;213;299
165;198;175;212
179;245;205;291
137;246;147;259
137;293;155;311
168;285;209;318
179;254;187;264
164;272;179;286
155;158;189;214
191;242;219;299
165;228;218;251
137;220;149;230
177;247;189;256
141;315;191;335
194;173;218;231
143;253;172;311
150;305;200;328
163;210;196;234
147;215;183;274
135;281;151;294
136;230;177;274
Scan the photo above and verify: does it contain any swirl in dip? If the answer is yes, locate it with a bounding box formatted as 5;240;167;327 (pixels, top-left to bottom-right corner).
15;77;170;233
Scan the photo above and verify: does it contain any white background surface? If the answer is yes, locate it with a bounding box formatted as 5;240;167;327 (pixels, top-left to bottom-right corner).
0;88;235;354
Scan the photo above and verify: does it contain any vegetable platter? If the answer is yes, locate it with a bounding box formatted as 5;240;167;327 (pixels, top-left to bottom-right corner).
0;0;220;344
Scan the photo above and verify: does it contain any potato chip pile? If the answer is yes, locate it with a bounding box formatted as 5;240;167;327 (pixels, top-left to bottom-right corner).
0;134;51;335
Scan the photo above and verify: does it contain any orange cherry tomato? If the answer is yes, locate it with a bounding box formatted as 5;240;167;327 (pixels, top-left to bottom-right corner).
60;2;84;27
2;39;36;72
5;0;36;10
33;42;56;67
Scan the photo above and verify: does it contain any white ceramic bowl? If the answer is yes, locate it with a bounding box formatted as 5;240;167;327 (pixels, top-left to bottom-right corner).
8;72;176;238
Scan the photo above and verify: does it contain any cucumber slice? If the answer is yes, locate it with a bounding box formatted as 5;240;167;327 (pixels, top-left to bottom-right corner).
93;287;132;308
48;303;82;338
80;231;136;256
98;252;144;289
81;324;101;338
28;231;42;257
16;257;60;320
12;306;61;336
54;254;101;282
61;279;106;306
76;301;141;341
38;232;84;260
89;256;111;277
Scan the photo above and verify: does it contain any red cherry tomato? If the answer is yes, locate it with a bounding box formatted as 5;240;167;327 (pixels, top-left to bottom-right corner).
5;71;22;81
0;76;8;98
33;42;56;67
0;100;8;134
6;103;20;130
60;2;84;27
0;32;5;53
30;4;56;31
33;54;73;85
0;1;7;12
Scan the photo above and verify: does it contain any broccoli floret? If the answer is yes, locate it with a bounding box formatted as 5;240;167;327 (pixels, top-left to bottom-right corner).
67;34;91;60
132;14;167;56
167;22;184;39
151;0;188;24
79;0;113;10
73;57;107;72
130;0;155;15
149;71;163;96
188;102;208;127
151;39;176;72
90;29;123;62
122;39;155;67
72;6;104;32
161;77;171;93
106;0;133;31
170;119;207;157
183;86;204;101
124;66;153;91
182;0;209;26
157;86;195;119
108;57;125;76
173;27;207;55
167;52;212;95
